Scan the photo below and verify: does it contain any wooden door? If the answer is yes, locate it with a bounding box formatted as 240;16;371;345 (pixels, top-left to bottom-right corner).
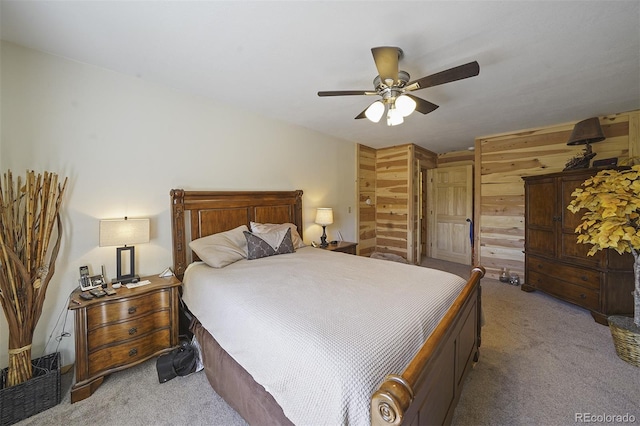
559;172;603;267
428;165;473;265
524;176;557;258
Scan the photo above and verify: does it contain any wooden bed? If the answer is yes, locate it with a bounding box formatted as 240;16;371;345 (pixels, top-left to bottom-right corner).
170;189;484;426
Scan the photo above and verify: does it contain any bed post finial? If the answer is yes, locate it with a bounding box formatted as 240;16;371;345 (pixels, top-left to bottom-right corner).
371;374;413;426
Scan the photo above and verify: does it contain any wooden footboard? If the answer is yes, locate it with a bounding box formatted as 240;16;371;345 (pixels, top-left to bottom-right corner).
371;266;484;426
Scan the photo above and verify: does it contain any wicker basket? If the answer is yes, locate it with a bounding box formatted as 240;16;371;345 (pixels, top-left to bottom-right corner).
0;352;61;426
608;316;640;368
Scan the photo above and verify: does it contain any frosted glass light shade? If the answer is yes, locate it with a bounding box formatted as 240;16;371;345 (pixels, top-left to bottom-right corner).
387;105;404;126
364;101;385;123
315;208;334;226
99;218;150;247
395;95;417;117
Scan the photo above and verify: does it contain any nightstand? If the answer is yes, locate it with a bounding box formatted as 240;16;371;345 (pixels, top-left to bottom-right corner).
318;241;358;255
68;274;181;403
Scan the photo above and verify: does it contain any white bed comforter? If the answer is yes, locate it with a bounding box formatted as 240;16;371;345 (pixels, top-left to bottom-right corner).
182;247;467;426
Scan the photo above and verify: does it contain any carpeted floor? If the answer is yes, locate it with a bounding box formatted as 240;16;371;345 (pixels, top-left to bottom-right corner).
15;258;640;425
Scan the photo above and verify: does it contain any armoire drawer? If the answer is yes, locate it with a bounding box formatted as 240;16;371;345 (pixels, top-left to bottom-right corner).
527;257;601;291
527;270;600;311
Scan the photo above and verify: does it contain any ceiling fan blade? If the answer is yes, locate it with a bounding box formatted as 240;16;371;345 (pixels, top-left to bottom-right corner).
406;61;480;91
355;100;384;120
404;94;439;115
317;90;376;97
355;108;368;119
371;46;401;86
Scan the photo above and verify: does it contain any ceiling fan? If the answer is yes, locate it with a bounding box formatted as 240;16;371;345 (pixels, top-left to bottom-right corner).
317;47;480;126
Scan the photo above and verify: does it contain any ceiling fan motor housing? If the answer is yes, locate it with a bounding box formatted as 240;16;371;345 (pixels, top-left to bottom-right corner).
374;70;410;91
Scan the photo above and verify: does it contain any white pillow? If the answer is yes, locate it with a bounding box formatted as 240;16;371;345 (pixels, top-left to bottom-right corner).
250;222;306;249
189;225;248;268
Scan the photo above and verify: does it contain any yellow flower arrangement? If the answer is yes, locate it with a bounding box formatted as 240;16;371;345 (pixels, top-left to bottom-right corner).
568;165;640;327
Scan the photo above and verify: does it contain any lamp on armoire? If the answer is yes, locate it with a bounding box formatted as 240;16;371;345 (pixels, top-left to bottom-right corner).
100;217;149;284
564;117;606;170
315;208;333;248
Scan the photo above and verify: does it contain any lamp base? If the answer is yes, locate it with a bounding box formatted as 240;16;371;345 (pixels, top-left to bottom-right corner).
320;226;328;247
564;142;597;170
112;275;140;285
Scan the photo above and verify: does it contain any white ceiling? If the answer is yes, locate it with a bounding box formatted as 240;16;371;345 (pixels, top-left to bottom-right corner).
1;1;639;154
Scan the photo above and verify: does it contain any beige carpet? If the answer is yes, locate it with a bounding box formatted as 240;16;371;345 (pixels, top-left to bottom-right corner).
15;258;640;425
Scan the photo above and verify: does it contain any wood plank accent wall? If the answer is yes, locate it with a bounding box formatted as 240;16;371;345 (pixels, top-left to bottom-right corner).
358;144;377;256
357;110;638;274
357;143;437;262
437;150;475;167
475;111;640;280
376;145;411;260
414;146;438;261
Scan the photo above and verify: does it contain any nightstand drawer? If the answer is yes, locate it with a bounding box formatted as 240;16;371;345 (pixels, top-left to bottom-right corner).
86;290;170;328
87;310;170;351
88;328;171;375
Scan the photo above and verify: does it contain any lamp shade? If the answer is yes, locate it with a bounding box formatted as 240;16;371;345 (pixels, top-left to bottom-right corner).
395;95;417;117
567;117;606;146
99;218;150;247
365;101;385;123
387;105;404;126
315;208;333;226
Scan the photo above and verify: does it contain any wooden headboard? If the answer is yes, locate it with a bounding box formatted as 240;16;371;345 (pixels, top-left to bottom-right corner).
170;189;303;279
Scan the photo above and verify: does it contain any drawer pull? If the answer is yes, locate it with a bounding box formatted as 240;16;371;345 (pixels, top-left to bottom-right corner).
129;348;138;357
128;306;137;314
128;327;137;335
580;293;586;299
581;276;588;281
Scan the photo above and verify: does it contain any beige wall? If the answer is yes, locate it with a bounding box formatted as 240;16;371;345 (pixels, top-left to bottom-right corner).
0;41;358;367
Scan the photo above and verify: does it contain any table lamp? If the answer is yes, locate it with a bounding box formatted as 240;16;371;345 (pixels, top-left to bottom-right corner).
99;217;150;284
315;208;333;248
564;117;606;170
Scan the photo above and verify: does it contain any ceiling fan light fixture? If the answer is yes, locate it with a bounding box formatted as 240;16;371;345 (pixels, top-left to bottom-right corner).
387;105;404;126
365;100;385;123
318;47;480;125
395;94;416;117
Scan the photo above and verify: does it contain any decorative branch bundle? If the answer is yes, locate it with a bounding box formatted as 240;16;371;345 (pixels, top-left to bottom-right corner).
0;170;67;387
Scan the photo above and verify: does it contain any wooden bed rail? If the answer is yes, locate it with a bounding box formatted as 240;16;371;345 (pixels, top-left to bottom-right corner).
371;266;485;426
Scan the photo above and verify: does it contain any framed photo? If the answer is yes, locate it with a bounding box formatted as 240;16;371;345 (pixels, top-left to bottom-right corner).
79;274;105;291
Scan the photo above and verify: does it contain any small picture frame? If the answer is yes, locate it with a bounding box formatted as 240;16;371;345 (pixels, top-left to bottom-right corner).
89;274;106;288
79;274;106;291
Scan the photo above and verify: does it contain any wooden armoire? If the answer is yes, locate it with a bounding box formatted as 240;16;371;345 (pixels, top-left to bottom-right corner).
522;168;635;325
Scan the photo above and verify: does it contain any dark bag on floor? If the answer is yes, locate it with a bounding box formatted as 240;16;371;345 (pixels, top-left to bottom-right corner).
156;340;197;383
